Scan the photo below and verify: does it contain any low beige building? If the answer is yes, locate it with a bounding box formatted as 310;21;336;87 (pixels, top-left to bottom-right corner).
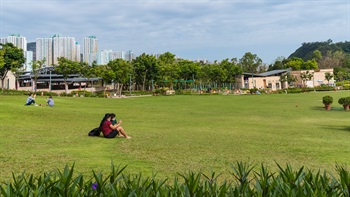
290;69;334;87
236;69;290;90
0;71;16;89
235;68;334;90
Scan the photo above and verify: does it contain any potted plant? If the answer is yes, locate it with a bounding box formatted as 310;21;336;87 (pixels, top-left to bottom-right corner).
338;97;350;110
322;95;333;110
343;97;350;111
338;97;345;106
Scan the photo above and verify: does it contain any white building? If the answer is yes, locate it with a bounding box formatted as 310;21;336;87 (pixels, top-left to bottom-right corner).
83;36;98;64
24;51;33;71
110;51;125;61
0;34;32;71
75;42;81;62
96;49;112;65
0;34;27;51
125;50;136;61
36;35;79;66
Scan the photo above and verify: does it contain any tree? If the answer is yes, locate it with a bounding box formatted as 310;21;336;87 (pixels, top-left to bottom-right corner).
178;59;200;89
302;60;318;70
239;52;262;73
198;64;212;86
286;73;297;86
11;66;25;90
220;58;242;84
106;59;133;96
285;57;303;71
0;43;25;90
324;72;334;85
158;52;179;90
300;71;313;87
280;74;288;89
30;58;46;92
56;57;80;94
318;50;345;69
132;53;158;91
312;50;322;61
80;61;98;94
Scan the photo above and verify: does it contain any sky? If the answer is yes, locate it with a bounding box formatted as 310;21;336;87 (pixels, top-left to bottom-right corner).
0;0;349;64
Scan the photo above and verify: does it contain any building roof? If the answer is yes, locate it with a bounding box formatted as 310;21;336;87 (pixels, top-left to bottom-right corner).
243;69;290;77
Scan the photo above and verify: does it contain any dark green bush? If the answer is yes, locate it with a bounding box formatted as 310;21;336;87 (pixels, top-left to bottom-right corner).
322;95;333;105
0;89;30;95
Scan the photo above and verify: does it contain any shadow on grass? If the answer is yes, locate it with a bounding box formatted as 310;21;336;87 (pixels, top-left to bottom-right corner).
310;106;346;111
321;125;350;132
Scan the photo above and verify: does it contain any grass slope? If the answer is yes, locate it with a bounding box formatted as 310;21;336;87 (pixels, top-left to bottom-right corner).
0;91;349;182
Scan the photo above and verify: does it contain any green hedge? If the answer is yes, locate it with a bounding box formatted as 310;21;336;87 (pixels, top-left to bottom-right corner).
0;89;58;96
1;162;349;196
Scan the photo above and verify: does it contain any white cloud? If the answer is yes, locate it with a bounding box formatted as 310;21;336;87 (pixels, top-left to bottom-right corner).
0;0;349;63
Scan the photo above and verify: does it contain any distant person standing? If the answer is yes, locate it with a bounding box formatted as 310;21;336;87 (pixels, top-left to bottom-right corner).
46;96;54;107
25;93;37;106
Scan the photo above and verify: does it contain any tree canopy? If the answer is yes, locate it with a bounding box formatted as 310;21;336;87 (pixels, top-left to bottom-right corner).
0;43;25;89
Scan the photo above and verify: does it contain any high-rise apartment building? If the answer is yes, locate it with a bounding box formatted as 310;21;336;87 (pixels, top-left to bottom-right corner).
96;50;112;65
125;50;136;61
110;51;125;61
24;51;33;71
0;34;27;51
1;34;32;70
36;37;53;66
75;42;81;62
83;36;98;64
36;35;80;66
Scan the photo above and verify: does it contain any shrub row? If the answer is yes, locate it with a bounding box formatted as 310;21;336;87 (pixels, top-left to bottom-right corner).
0;86;347;97
1;162;350;196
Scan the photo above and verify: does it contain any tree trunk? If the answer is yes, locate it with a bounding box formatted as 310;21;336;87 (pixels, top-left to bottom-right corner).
142;75;146;91
32;79;37;92
1;78;5;90
119;84;123;96
0;70;8;90
64;79;68;94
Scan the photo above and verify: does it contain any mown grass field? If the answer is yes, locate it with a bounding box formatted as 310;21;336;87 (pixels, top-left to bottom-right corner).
0;91;349;182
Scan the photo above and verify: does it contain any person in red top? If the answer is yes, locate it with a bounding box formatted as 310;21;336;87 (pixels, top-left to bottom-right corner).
99;113;131;139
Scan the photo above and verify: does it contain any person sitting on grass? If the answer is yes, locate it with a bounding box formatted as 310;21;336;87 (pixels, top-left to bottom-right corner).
99;113;131;139
46;96;54;107
110;113;126;137
25;93;37;106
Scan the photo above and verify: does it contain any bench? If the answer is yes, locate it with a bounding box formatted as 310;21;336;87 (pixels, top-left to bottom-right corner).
166;90;175;95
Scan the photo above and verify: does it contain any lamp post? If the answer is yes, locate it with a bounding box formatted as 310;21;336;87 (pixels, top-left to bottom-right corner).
49;70;52;92
129;74;132;96
151;79;154;91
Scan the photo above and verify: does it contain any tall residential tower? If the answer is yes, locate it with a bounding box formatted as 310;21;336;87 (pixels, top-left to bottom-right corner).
83;36;98;65
0;34;27;51
36;35;80;66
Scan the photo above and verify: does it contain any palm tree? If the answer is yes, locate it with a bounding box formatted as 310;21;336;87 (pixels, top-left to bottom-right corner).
324;72;334;86
300;71;313;87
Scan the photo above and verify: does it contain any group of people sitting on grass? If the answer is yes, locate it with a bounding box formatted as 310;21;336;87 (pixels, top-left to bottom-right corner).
99;113;131;139
25;93;54;107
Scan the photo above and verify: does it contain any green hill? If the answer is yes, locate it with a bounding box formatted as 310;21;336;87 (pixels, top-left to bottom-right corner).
289;39;350;61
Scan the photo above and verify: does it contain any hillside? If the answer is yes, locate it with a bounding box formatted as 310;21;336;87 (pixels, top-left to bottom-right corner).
288;39;350;61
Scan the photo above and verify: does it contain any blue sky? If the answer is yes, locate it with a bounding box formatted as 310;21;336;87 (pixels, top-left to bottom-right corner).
1;0;349;64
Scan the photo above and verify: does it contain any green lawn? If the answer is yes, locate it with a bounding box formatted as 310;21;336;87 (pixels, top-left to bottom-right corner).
0;91;349;182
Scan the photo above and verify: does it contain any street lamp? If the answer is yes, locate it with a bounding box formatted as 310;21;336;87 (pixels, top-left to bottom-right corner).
49;70;52;92
151;79;154;91
129;74;132;96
